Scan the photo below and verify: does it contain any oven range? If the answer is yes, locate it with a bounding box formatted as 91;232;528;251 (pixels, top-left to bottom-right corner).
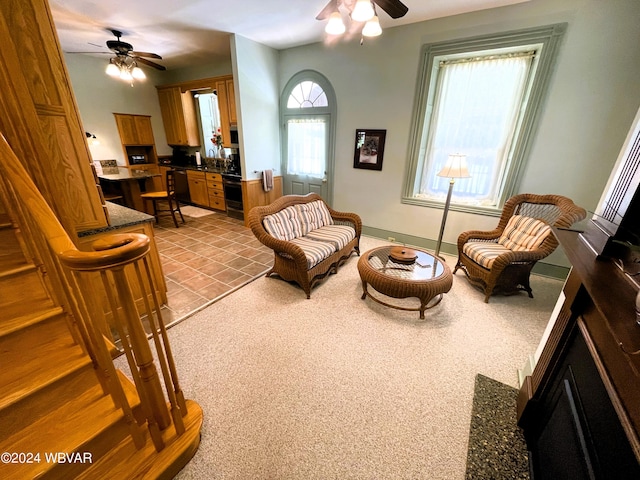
222;173;243;220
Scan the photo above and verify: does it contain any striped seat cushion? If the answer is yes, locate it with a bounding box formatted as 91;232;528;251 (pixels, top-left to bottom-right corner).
498;215;551;252
262;206;303;241
463;242;513;269
295;200;334;236
290;236;337;269
305;225;356;251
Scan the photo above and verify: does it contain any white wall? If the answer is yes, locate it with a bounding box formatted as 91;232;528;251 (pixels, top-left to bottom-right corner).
231;35;281;181
278;0;640;264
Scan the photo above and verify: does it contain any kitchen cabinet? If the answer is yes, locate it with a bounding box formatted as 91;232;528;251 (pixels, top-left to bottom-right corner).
225;77;237;124
215;76;235;147
206;172;226;211
114;113;155;145
157;76;236;150
187;170;208;207
156;86;200;147
113;114;159;174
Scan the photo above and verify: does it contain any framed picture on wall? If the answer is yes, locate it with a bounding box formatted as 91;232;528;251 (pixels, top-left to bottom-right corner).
353;129;386;171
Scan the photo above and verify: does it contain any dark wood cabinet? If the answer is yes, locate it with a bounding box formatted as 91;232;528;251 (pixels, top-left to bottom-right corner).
527;319;639;479
518;230;640;479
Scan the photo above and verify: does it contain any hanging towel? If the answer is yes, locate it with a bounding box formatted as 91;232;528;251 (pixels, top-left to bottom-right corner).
262;169;274;192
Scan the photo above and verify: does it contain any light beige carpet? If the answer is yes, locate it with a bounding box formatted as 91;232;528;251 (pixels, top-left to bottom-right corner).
162;235;562;479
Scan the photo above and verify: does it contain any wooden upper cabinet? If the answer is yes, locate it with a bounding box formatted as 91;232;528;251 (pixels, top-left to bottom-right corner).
157;76;236;149
113;114;158;167
226;77;237;125
217;75;236;143
114;113;155;145
156;86;200;147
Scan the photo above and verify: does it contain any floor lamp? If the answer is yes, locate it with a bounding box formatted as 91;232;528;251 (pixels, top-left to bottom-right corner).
434;153;470;258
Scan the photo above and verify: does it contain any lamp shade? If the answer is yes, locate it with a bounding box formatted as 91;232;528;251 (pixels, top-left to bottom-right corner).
106;61;120;77
325;11;346;35
351;0;375;22
362;15;382;37
437;154;470;179
132;66;146;79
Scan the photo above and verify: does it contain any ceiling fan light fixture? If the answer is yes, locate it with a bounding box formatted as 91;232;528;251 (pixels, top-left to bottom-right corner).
351;0;375;22
120;69;133;81
325;12;346;35
132;65;146;79
362;15;382;37
106;59;120;77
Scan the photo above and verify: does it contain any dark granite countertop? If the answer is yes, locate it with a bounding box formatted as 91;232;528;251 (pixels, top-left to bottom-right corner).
164;162;240;176
98;169;160;181
77;202;154;238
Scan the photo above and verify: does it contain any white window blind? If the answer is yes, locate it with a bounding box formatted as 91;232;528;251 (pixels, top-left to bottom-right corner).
418;53;533;206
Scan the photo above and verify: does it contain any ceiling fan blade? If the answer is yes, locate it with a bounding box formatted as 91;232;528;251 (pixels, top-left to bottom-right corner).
67;51;112;54
316;0;339;20
131;51;162;60
135;56;166;71
374;0;408;19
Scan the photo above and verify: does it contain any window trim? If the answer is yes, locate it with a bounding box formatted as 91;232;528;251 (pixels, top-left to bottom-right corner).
402;23;567;215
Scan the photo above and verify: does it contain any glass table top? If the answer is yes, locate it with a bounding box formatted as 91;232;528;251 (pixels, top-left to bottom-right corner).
366;246;446;281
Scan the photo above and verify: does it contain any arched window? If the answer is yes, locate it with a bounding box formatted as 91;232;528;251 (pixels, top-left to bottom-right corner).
287;81;328;108
280;71;337;201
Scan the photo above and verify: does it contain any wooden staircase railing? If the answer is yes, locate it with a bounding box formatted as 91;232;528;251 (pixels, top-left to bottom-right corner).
0;133;186;454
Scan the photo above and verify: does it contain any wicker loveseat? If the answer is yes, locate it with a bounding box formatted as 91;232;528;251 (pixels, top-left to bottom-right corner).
248;193;362;298
454;193;586;302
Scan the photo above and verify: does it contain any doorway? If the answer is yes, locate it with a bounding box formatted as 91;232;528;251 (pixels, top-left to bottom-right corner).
280;71;337;203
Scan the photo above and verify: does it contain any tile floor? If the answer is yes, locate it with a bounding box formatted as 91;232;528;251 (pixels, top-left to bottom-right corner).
151;206;273;325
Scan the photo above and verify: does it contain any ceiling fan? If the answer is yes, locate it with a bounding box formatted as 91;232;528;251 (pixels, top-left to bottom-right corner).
316;0;408;42
316;0;409;21
103;29;166;71
70;29;166;75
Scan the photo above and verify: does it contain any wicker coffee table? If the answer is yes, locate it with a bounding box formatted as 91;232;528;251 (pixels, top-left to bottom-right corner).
357;246;453;319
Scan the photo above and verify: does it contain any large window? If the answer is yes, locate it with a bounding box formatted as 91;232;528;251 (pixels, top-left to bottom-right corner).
403;24;566;213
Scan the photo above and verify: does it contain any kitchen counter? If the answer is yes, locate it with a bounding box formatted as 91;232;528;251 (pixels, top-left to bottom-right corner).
98;169;160;212
163;162;241;178
78;202;154;238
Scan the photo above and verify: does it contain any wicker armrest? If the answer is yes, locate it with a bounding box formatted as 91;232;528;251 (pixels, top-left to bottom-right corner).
329;210;362;237
458;229;501;246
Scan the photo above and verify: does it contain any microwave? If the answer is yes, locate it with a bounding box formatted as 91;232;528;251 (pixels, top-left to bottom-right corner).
128;154;146;165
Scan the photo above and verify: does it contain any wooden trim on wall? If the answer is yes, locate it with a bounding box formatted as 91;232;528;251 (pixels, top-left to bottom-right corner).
241;176;283;227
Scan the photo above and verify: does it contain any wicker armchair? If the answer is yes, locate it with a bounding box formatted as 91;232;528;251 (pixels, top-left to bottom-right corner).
453;193;586;302
248;193;362;298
